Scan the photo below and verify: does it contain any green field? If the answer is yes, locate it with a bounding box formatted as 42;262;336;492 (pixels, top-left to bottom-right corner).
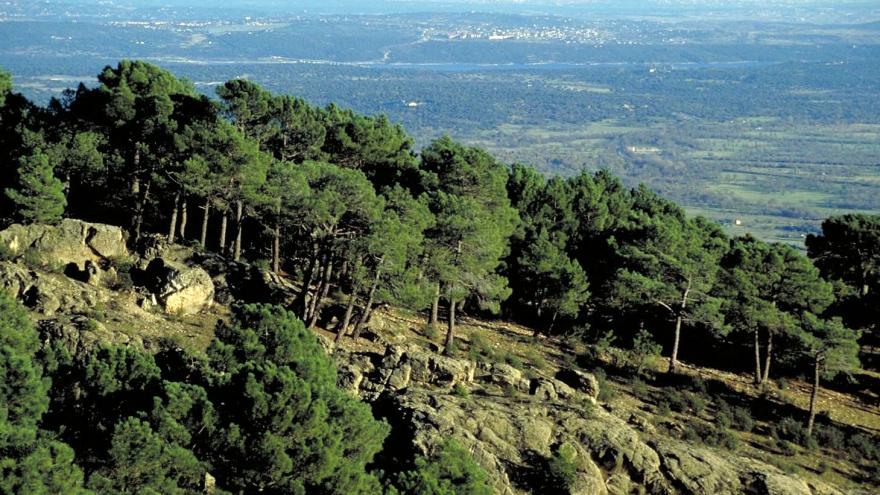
467;119;880;246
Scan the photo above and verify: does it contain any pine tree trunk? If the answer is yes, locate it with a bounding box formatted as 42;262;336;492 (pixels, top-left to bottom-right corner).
352;264;382;340
308;255;333;328
272;220;281;274
444;298;456;355
305;253;328;323
200;199;210;248
546;309;559;336
754;327;763;385
297;242;320;318
168;191;180;243
806;355;822;436
335;291;357;344
179;199;188;240
130;148;141;237
668;280;691;374
429;283;440;325
762;332;773;385
233;201;243;262
63;173;71;202
668;315;683;374
219;210;228;255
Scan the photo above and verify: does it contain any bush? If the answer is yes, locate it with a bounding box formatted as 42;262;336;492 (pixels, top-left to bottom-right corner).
685;391;708;415
0;243;15;261
452;383;470;399
682;421;739;450
656;399;672;417
390;439;492;495
424;323;439;340
89;301;107;322
666;390;689;413
523;347;547;370
592;368;617;402
629;377;650;400
848;433;880;462
468;332;494;362
772;417;816;450
545;443;579;492
503;352;524;370
628;328;661;375
814;424;846;451
84;318;101;333
732;406;755;433
686;376;709;395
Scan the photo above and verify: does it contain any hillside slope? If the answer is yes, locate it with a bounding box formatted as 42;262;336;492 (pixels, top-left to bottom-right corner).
0;219;876;494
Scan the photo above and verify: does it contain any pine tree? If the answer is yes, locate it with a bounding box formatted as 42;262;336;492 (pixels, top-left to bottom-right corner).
5;149;67;224
388;439;492;495
610;188;728;373
206;303;388;494
719;236;834;385
798;314;860;436
420;137;518;353
0;290;90;494
0;68;10;107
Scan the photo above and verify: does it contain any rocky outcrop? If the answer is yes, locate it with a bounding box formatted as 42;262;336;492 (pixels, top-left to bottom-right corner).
143;258;214;316
332;340;843;495
557;368;600;400
0;260;109;316
0;219;128;267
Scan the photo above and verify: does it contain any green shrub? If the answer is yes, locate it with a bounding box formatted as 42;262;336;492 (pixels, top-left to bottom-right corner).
666;390;689;413
847;433;880;462
89;301;107;322
656;399;672;417
716;410;733;430
83;318;101;333
719;429;740;451
681;424;701;443
424;323;439;340
22;248;44;268
545;443;579;492
628;328;661;375
503;352;524;370
253;258;271;272
814;424;846;451
523;347;547;370
772;417;818;450
452;383;470;399
685;391;708;415
682;421;739;450
629;377;650;400
732;406;755;433
593;368;617;402
467;333;496;364
0;243;15;261
687;376;708;395
390;439;492;495
502;384;518;398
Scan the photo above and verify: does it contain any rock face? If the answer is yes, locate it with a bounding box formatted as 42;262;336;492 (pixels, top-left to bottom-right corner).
557;368;601;400
0;219;128;267
143;258;214;316
0;260;109;316
333;342;845;495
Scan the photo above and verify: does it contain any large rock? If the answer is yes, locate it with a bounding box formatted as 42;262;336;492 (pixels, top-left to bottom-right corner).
0;219;128;267
143;258;214;316
0;260;109;316
557;368;600;400
653;440;743;495
330;337;850;495
489;363;529;390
